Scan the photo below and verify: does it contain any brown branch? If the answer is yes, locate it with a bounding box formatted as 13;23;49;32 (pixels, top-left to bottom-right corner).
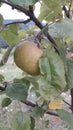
46;110;59;117
5;19;31;26
1;0;29;16
22;100;59;117
62;5;70;18
0;86;5;91
1;0;59;53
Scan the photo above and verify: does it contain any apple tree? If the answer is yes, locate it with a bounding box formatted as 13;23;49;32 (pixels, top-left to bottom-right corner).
0;0;73;129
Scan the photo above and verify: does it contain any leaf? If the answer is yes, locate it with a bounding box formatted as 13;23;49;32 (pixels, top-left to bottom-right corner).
0;74;4;82
49;100;63;110
39;0;62;22
46;50;66;90
11;111;31;130
0;24;19;44
38;76;61;100
0;14;4;29
30;117;35;130
1;97;12;107
9;0;39;6
48;18;73;41
0;43;16;66
38;2;51;21
6;82;30;101
32;106;44;118
39;57;51;81
65;59;73;89
45;119;49;128
57;109;73;130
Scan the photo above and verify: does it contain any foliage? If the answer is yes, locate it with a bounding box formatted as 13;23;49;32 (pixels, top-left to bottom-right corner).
0;0;73;130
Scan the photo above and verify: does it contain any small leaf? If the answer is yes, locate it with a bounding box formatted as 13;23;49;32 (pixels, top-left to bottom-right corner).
30;117;35;130
11;111;31;130
57;109;73;130
45;119;49;128
0;74;4;82
32;106;44;118
1;97;12;107
49;100;63;110
6;82;30;101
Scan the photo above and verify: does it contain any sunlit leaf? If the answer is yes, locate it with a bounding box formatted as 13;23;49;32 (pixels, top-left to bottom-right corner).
49;100;63;110
0;24;19;44
39;0;62;22
57;109;73;130
6;82;30;101
11;111;31;130
38;2;51;21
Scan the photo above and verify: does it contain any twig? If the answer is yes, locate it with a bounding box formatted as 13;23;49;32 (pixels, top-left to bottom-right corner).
5;19;31;26
0;86;5;91
63;99;71;107
62;5;70;18
1;0;59;53
22;100;59;117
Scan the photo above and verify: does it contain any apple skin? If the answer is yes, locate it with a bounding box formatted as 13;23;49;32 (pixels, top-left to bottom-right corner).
14;41;43;75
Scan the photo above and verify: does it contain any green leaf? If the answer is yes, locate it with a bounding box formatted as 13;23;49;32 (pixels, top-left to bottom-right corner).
0;14;4;29
48;18;73;41
9;0;39;6
39;0;62;22
38;2;51;21
11;111;31;130
14;77;30;85
46;50;66;90
45;119;49;128
30;117;35;130
1;97;12;107
32;106;44;118
65;59;73;89
0;74;4;82
39;57;51;81
57;109;73;130
38;50;67;100
6;82;30;101
25;76;38;88
38;76;60;100
0;24;19;44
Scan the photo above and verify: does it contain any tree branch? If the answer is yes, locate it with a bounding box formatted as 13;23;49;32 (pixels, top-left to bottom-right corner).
1;0;59;53
22;100;59;117
1;0;29;16
0;86;5;91
5;19;31;26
